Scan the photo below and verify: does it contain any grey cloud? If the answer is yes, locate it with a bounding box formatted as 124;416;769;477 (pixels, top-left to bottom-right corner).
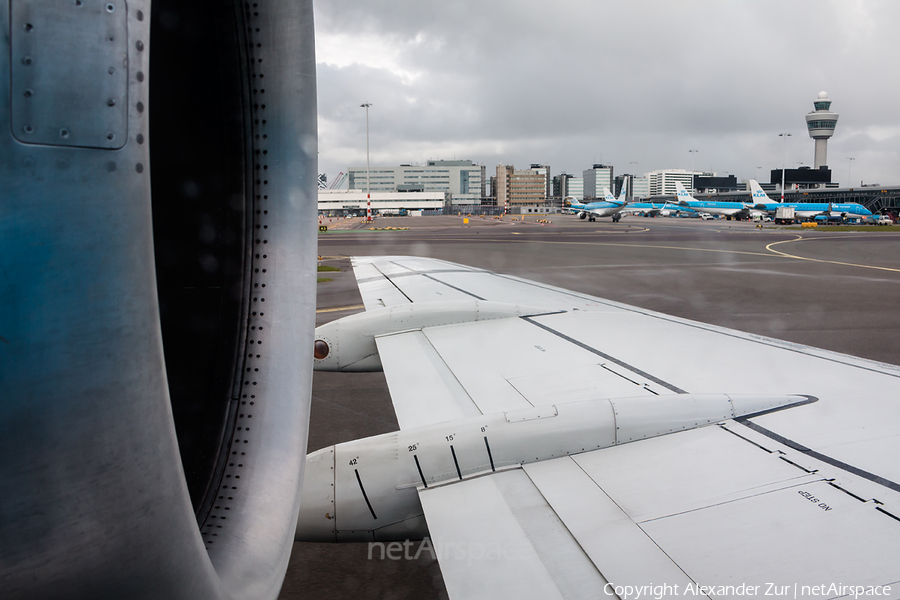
316;0;900;185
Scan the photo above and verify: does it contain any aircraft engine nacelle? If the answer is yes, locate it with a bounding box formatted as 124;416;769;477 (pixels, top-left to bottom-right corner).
1;1;317;598
578;211;587;219
313;301;560;372
295;393;813;542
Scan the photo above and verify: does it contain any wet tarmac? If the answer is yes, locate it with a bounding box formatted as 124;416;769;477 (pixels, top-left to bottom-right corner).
280;214;900;599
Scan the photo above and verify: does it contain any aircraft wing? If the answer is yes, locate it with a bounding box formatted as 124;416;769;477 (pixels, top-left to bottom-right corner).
618;204;652;215
351;255;900;599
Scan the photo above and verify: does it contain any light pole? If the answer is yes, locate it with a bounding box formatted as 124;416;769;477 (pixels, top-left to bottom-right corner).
688;150;698;191
847;157;855;187
360;102;372;219
778;133;791;201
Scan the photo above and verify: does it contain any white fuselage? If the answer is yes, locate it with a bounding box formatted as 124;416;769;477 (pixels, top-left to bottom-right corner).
582;203;624;218
679;201;745;217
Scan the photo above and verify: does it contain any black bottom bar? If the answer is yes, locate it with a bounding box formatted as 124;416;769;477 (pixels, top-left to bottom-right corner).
450;446;462;480
354;469;377;520
414;454;428;488
484;436;495;472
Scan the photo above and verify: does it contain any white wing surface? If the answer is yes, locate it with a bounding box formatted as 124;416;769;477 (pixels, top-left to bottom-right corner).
348;256;900;598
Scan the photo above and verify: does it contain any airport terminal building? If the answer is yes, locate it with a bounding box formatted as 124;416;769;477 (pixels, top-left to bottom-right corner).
317;189;447;215
347;160;484;206
647;169;706;195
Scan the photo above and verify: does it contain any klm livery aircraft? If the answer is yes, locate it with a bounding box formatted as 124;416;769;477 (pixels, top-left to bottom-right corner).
748;180;872;220
675;181;748;219
571;178;629;222
674;180;871;221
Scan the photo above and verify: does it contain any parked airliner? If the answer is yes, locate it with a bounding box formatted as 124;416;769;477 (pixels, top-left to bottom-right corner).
674;181;748;219
748;179;872;220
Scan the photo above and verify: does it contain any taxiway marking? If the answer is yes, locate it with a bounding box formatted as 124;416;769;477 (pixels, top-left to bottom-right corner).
766;235;900;274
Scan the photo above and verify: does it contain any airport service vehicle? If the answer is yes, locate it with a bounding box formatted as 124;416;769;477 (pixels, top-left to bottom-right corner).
774;206;796;224
571;179;629;222
700;213;715;220
298;255;900;598
876;215;894;225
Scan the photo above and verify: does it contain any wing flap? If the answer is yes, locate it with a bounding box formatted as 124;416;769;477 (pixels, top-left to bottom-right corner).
569;424;900;591
420;317;660;417
506;362;665;406
642;479;900;592
374;331;481;429
570;425;821;523
380;316;664;427
353;256;487;308
418;470;608;600
421;424;900;599
354;273;411;310
522;457;697;592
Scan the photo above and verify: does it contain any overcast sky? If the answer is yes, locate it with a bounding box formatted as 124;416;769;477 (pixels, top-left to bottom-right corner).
315;0;899;188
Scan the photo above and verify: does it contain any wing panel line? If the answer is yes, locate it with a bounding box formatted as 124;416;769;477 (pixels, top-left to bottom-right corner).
520;316;688;394
422;273;486;300
736;419;900;494
372;264;413;303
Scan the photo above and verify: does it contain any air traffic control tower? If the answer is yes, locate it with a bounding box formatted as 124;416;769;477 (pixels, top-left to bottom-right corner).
806;91;839;169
